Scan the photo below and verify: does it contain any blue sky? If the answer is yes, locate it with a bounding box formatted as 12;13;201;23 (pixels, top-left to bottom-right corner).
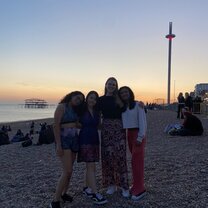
1;0;208;103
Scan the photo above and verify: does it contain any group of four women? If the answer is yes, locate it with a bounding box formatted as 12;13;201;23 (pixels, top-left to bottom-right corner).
50;77;147;208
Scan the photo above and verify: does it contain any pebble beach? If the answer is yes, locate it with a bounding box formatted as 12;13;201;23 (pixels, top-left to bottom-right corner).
0;110;208;208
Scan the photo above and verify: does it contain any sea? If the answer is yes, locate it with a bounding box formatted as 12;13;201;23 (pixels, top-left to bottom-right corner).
0;104;57;123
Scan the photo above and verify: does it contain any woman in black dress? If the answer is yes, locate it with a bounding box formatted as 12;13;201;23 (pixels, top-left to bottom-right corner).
78;91;107;205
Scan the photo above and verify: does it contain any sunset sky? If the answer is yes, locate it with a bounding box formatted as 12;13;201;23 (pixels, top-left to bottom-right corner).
1;0;208;104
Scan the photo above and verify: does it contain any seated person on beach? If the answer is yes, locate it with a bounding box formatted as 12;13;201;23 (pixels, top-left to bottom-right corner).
0;130;10;145
1;125;7;133
1;125;12;132
168;108;203;136
11;129;25;142
37;124;54;145
40;122;47;131
16;129;24;136
24;133;32;140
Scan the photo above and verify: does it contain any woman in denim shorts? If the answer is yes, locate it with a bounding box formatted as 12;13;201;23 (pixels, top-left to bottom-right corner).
50;91;85;208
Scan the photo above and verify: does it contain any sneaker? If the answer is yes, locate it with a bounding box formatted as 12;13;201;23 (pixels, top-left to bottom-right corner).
121;188;130;198
61;193;73;202
131;190;146;201
106;185;116;195
92;193;108;205
83;187;94;198
49;201;61;208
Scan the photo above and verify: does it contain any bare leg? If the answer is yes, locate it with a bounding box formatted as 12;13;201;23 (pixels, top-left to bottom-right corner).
86;162;97;193
62;152;76;194
53;150;74;201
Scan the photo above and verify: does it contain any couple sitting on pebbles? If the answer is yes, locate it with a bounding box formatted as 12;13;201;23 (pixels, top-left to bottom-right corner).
165;107;203;136
50;77;147;208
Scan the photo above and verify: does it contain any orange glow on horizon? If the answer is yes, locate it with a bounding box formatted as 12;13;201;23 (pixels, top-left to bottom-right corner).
1;79;195;105
1;87;167;104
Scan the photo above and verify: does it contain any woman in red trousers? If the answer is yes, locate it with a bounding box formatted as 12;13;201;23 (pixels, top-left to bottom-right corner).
119;86;147;201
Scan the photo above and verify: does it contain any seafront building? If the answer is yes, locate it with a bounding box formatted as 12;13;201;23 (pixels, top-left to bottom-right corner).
195;83;208;97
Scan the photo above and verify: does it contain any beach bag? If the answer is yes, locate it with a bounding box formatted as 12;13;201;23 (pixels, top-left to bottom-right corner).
164;124;174;133
168;128;180;136
164;124;182;134
22;139;32;147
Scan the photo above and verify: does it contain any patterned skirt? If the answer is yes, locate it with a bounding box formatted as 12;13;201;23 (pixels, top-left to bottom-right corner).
77;144;99;162
101;119;129;189
77;127;100;162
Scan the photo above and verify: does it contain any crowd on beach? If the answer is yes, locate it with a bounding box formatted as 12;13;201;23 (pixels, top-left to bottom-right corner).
50;77;147;208
145;103;163;110
0;121;53;146
0;122;35;144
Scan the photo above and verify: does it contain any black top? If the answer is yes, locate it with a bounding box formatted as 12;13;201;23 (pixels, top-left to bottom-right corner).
183;114;203;133
185;96;193;109
98;95;123;119
178;96;185;104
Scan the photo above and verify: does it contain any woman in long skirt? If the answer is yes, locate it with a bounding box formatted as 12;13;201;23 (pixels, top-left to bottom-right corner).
98;77;129;198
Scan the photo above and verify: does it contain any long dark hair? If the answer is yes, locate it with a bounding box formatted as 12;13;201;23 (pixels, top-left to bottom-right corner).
59;91;84;104
177;92;183;99
84;91;99;112
118;86;136;110
104;77;118;96
59;91;85;116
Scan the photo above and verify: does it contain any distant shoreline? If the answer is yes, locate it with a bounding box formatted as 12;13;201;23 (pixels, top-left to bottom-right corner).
0;104;56;124
0;117;54;125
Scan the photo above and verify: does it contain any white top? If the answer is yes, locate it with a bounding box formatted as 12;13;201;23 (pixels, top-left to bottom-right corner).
122;102;147;142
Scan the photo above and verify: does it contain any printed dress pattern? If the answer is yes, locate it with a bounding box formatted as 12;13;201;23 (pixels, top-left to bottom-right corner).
101;119;129;189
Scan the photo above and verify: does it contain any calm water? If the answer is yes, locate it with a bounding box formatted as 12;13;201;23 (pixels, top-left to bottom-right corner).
0;104;56;123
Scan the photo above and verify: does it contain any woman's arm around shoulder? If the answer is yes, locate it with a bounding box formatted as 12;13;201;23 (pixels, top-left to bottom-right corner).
136;102;147;144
